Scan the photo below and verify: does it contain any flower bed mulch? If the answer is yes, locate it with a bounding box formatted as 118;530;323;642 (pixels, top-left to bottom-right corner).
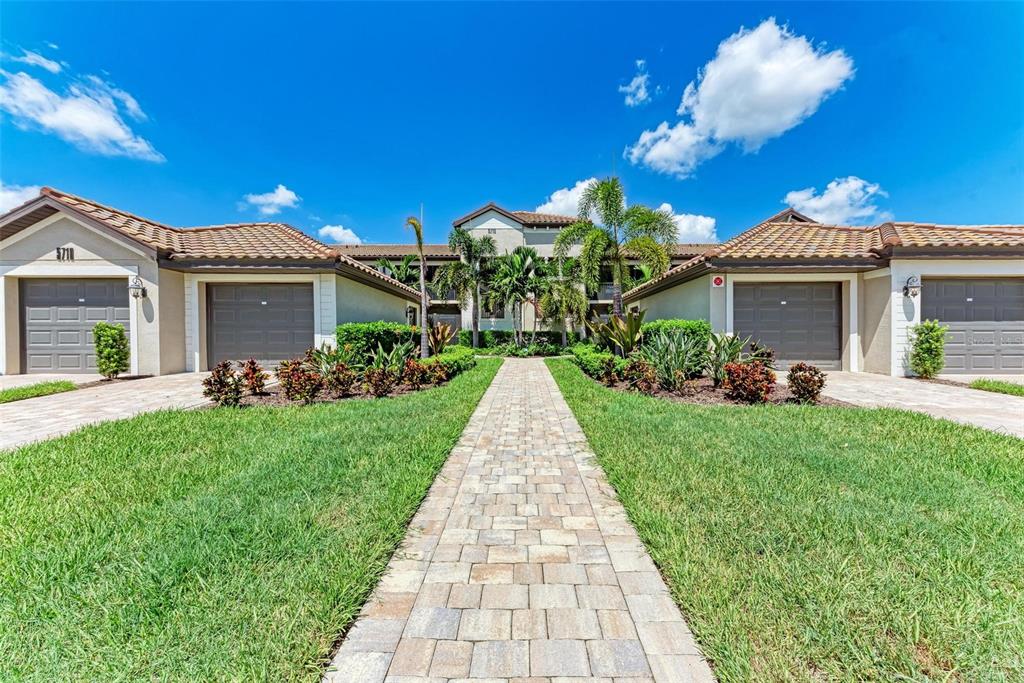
596;375;851;407
214;381;444;408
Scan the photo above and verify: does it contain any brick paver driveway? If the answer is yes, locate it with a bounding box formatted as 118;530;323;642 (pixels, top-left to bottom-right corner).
0;372;209;451
818;372;1024;439
324;358;714;682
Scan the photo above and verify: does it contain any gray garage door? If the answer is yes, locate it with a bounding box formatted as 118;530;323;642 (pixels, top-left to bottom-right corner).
21;278;129;373
734;282;842;370
922;278;1024;373
206;283;314;365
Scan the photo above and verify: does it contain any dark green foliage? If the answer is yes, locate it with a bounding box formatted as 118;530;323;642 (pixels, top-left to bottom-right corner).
588;309;646;356
423;345;477;378
641;330;707;390
569;343;627;382
367;341;415;372
640;319;712;351
363;367;399;397
240;358;268;395
723;361;776;403
707;333;747;387
909;319;948;378
457;329;577;348
787;362;826;403
335;322;417;362
92;322;130;379
202;361;244;407
623;356;657;394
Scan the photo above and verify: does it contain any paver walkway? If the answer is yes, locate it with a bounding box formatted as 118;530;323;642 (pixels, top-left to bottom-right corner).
0;372;209;450
324;358;714;683
817;372;1024;439
0;372;102;390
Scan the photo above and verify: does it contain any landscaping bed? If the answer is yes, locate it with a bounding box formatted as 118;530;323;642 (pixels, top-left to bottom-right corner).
596;374;850;407
0;358;502;681
547;358;1024;682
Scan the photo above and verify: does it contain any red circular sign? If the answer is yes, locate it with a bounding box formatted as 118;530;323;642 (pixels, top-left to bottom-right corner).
712;275;725;287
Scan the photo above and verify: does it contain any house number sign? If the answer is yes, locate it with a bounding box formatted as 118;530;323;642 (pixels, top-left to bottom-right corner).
56;247;75;262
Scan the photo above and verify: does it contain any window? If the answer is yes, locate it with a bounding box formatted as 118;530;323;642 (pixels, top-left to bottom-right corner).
487;228;497;234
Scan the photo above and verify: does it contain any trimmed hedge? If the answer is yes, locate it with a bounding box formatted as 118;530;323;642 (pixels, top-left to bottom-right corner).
639;319;711;350
457;329;578;348
569;343;627;379
423;345;477;377
336;322;417;361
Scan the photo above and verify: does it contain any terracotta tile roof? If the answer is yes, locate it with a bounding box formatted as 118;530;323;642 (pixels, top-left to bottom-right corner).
25;188;417;298
336;243;458;259
670;243;717;257
707;221;883;259
880;222;1024;248
511;210;576;226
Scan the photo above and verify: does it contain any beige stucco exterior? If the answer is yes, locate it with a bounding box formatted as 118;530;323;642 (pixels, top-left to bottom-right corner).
336;274;410;323
860;270;892;375
633;274;712;321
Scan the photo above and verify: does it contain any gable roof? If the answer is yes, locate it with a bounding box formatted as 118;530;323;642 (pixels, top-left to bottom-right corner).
878;222;1024;249
0;188;419;300
452;202;576;228
335;243;458;259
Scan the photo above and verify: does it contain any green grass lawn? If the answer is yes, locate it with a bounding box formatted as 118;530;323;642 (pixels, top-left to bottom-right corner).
0;358;501;681
547;359;1024;682
969;378;1024;397
0;380;77;404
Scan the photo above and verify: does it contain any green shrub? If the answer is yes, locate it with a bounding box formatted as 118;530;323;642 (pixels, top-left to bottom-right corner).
569;343;627;381
336;322;417;361
458;329;577;348
707;333;745;387
423;345;477;378
641;330;707;390
909;319;948;378
92;322;130;379
640;319;712;351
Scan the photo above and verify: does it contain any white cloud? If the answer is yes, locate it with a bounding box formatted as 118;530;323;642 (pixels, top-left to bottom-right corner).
10;49;61;74
628;18;854;177
318;224;362;244
0;70;163;161
242;184;301;216
658;202;718;242
783;176;889;224
0;181;41;213
619;59;651;107
535;177;598;217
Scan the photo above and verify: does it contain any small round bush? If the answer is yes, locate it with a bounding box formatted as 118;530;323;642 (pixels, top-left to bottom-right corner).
202;361;243;407
787;362;826;403
909;319;948;378
723;360;776;404
92;322;130;379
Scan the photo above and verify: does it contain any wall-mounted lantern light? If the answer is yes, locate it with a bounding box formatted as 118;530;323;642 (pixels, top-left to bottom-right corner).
903;275;921;298
128;275;147;299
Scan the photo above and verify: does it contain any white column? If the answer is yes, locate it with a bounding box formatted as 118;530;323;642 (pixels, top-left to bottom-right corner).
0;276;6;375
128;277;140;376
848;275;859;373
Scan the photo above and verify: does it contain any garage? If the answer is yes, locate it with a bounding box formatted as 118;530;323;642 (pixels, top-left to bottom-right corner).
20;278;130;373
206;283;314;365
922;278;1024;373
734;282;842;369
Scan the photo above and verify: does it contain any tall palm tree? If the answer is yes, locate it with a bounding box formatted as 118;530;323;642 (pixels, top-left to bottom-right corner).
539;257;589;347
553;177;677;315
487;246;541;346
526;258;554;344
431;227;497;348
374;254;420;287
405;215;429;359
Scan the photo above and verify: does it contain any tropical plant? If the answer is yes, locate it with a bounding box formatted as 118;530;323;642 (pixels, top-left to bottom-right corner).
487;246;543;346
240;358;268;395
909;319;948;378
427;321;454;356
787;363;826;403
323;362;357;396
539;258;589;347
432;226;497;348
553;177;677;315
589;309;646;357
623;357;657;395
202;361;244;407
707;333;747;387
641;330;707;390
724;361;776;404
275;359;323;404
367;340;415;372
92;322;130;379
306;342;361;375
405;215;429;358
363;367;399;397
402;358;429;389
374;254;420;287
335;322;415;362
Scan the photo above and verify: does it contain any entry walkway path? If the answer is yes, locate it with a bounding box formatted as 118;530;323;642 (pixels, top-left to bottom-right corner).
324;358;714;683
0;372;209;451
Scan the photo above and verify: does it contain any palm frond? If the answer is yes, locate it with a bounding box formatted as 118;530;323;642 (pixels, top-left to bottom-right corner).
578;228;610;293
624;204;677;244
622;235;670;279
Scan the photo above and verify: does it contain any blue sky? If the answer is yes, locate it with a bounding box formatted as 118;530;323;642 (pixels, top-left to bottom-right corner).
2;2;1022;246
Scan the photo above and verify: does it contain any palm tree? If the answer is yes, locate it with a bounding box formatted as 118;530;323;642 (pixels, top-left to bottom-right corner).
431;227;497;348
526;258;554;344
374;255;420;287
405;215;429;359
553;177;677;315
539;258;589;347
487;246;542;346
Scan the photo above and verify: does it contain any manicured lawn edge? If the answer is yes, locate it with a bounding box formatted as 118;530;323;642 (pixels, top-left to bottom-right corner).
546;358;1024;682
0;358;502;681
969;378;1024;397
0;380;77;404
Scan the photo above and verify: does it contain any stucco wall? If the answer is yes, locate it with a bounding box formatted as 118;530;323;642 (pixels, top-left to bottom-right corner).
336;275;409;324
860;272;891;375
0;215;164;375
1;277;18;373
634;275;711;321
158;268;186;374
465;211;526;255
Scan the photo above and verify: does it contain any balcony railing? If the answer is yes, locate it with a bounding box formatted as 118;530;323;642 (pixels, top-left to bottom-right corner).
591;283;615;301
